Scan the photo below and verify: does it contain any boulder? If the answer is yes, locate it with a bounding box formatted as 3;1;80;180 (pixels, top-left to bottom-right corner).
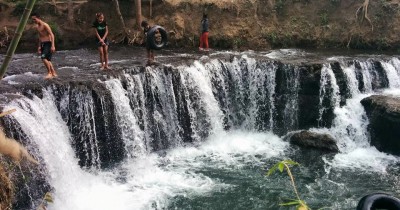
361;95;400;156
287;130;339;153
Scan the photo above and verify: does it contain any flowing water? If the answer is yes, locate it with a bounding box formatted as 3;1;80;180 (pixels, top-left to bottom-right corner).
1;48;400;210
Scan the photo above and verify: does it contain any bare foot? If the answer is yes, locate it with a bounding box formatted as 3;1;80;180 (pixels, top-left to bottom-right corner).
52;73;58;77
45;74;53;79
104;66;111;70
146;60;156;66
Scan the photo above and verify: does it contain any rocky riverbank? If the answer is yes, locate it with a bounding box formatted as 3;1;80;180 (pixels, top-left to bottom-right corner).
2;0;400;53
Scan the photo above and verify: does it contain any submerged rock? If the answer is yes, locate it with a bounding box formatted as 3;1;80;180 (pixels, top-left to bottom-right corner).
361;95;400;156
286;130;339;153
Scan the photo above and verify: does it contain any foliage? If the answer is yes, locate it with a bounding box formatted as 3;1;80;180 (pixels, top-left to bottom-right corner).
267;159;311;210
319;10;329;26
11;1;26;16
275;0;286;15
330;0;340;6
48;22;61;44
0;0;37;79
233;37;246;49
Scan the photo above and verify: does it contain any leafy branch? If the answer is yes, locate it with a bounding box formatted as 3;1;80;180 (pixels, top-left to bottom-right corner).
267;159;310;210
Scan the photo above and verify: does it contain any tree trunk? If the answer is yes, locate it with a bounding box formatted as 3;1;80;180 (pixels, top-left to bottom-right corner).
135;0;142;30
67;0;74;22
150;0;152;18
0;0;37;79
112;0;128;35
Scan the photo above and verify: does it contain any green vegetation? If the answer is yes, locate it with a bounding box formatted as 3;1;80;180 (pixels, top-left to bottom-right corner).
330;0;340;6
0;0;37;79
319;10;329;26
11;1;26;16
233;37;246;49
267;160;333;210
267;159;310;210
275;0;286;15
48;22;61;44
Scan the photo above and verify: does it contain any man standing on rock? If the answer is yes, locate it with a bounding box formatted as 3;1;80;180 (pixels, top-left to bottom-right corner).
31;13;57;79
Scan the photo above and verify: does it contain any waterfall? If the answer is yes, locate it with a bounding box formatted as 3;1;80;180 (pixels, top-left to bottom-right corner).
313;58;400;172
342;64;360;96
381;60;400;88
124;69;183;149
246;58;277;131
105;79;146;158
178;60;225;141
358;61;374;93
4;91;132;209
318;63;340;126
282;65;300;131
3;50;400;209
57;86;101;168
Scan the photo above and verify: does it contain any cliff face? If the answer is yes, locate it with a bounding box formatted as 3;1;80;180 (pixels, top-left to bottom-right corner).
1;0;400;52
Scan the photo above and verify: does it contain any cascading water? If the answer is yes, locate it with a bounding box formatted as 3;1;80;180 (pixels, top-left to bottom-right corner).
313;57;399;172
318;63;340;126
105;79;146;157
1;49;400;210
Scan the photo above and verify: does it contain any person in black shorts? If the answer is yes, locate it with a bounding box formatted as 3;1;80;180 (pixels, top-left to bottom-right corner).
93;12;110;70
141;20;156;65
31;13;57;79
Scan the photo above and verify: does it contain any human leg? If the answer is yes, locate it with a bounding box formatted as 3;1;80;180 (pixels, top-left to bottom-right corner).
199;33;204;50
103;45;109;69
98;46;105;69
146;48;151;64
42;59;53;79
204;32;209;51
150;50;155;62
49;61;57;77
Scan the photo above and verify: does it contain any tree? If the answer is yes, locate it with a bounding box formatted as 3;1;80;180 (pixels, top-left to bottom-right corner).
67;0;74;22
0;0;37;79
356;0;373;31
135;0;142;30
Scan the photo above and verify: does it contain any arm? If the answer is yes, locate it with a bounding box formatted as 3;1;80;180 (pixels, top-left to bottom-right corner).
94;28;102;42
37;37;41;54
44;24;56;52
102;26;108;40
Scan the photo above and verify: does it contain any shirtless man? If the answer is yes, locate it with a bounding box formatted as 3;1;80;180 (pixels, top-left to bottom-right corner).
31;13;57;79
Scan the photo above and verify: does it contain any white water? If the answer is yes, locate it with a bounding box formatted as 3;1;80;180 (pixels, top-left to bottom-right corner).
6;91;288;209
318;63;340;125
105;79;146;157
4;53;400;209
317;58;400;173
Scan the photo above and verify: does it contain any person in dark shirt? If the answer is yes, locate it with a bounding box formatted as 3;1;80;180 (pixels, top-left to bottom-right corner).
92;12;110;70
141;20;156;65
199;14;209;51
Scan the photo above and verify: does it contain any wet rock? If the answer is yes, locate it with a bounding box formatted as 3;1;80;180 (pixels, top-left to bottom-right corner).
361;95;400;156
286;130;339;153
0;163;13;210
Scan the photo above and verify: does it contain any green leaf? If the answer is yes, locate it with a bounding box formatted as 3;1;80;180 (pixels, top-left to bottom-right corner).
280;200;301;206
284;159;300;166
267;163;280;176
278;162;284;172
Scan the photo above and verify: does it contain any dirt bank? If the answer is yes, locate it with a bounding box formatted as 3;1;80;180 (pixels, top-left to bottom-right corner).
1;0;400;52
